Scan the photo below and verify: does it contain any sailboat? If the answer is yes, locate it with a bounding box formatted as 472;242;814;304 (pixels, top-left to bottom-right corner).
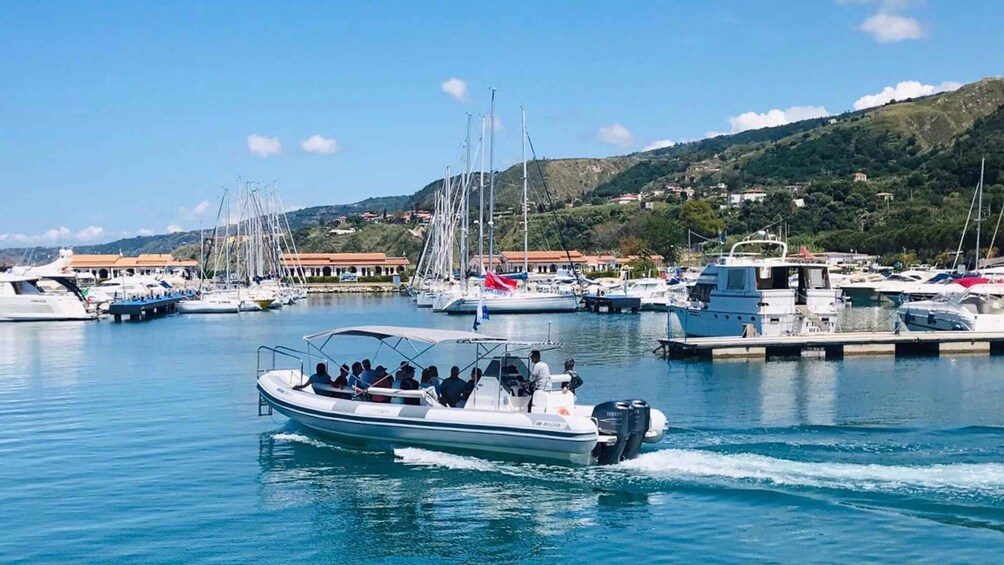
438;102;578;315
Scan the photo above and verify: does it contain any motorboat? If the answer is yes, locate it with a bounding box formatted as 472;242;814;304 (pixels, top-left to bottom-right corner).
0;273;95;321
874;271;954;305
898;283;1004;331
668;238;839;338
887;273;970;305
176;292;241;314
256;325;667;465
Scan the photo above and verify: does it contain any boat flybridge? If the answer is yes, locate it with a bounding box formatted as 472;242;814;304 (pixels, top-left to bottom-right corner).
668;238;839;338
0;273;94;321
256;325;667;465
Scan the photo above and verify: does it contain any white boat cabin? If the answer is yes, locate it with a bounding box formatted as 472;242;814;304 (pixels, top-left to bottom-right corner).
671;240;839;337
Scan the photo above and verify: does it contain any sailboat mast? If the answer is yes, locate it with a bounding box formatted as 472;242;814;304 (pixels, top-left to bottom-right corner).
479;115;486;273
487;87;496;272
521;105;528;275
463;113;471;285
976;157;985;270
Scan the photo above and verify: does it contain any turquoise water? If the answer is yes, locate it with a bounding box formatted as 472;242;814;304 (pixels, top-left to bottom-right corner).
2;295;1003;563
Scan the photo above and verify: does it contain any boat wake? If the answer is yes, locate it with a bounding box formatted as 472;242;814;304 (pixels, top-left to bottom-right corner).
394;447;500;471
272;433;330;449
620;448;1004;496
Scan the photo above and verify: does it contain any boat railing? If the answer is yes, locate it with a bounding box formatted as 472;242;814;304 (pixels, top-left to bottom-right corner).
256;345;305;379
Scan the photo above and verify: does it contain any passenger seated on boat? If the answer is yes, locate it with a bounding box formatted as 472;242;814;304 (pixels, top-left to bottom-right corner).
361;359;376;386
562;359;583;393
368;366;393;403
460;368;483;405
399;366;420;405
332;364;350;388
428;365;442;390
420;368;440;400
292;363;337;397
348;362;364;389
439;366;467;407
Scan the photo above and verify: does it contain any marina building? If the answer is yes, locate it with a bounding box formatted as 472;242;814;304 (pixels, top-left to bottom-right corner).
280;253;410;277
70;253;198;279
495;251;665;274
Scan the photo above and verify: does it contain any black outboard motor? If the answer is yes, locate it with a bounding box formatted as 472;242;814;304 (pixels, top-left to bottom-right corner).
622;399;651;461
591;401;631;465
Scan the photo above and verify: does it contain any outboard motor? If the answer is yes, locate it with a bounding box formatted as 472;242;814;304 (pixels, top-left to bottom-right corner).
622;399;651;460
591;401;631;465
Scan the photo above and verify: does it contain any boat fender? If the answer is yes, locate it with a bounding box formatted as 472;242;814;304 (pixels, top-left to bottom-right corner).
622;399;651;460
591;401;631;465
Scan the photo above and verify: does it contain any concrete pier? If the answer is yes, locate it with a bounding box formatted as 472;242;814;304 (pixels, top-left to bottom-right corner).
656;331;1004;361
582;295;641;313
108;292;193;322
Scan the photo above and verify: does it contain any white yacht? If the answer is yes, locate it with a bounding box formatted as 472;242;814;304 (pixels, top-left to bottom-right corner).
256;326;667;465
898;283;1004;331
668;238;839;338
0;273;94;321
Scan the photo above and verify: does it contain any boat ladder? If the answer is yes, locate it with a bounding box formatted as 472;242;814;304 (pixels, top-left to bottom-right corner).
258;394;272;417
795;305;829;332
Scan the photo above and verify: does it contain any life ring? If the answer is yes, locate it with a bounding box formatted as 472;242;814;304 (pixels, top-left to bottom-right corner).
557;407;570;416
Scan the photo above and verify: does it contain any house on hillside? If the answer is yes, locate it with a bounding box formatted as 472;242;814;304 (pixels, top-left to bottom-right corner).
727;188;767;207
360;211;380;222
853;172;868;183
609;193;641;205
664;185;695;200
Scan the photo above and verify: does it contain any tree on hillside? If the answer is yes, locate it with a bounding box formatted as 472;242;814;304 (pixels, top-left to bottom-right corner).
679;200;724;238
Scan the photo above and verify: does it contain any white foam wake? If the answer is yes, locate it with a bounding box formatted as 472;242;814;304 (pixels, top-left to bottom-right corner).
620;449;1004;494
273;432;329;448
393;447;498;471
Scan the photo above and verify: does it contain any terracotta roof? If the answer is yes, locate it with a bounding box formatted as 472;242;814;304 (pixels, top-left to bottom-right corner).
281;252;410;267
70;254;197;269
499;250;585;263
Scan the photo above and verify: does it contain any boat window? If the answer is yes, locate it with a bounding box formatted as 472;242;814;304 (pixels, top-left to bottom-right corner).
756;267;790;290
14;280;44;295
688;283;715;303
802;267;829;289
726;269;746;291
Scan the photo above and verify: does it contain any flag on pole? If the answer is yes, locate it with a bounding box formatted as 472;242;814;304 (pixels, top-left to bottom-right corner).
472;293;489;331
484;271;517;293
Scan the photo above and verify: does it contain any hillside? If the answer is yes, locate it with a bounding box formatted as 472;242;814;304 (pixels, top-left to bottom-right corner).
6;76;1004;267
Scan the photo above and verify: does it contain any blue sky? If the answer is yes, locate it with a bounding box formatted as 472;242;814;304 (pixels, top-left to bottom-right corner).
1;0;1001;246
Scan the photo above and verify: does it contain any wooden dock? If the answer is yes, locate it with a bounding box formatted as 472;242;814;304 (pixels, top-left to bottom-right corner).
656;331;1004;360
108;292;194;322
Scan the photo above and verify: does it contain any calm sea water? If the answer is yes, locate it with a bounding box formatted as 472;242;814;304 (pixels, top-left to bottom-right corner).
2;296;1003;563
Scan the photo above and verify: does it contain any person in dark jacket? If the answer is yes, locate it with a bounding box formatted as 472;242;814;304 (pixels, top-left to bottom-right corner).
399;365;420;405
562;359;583;393
439;365;467;407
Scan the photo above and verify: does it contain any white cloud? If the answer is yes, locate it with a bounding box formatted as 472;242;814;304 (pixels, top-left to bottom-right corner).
853;80;962;110
0;225;109;245
192;200;212;215
727;105;830;133
858;12;923;43
43;227;72;241
137;228;155;237
300;134;339;155
247;134;282;157
167;224;184;234
642;139;676;151
75;226;104;241
440;78;468;102
595;123;634;148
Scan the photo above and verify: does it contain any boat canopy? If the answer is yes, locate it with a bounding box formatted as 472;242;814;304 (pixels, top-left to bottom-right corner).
304;325;508;344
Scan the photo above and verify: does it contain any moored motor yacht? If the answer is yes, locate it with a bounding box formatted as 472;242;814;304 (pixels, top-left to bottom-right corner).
668;238;839;338
0;273;95;321
256;325;667;465
898;283;1004;331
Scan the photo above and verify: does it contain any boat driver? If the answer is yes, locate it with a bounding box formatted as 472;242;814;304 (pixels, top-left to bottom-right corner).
529;350;551;393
